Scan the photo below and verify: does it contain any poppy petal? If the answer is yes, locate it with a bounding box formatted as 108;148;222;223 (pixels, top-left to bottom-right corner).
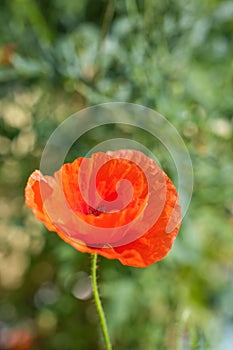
25;170;57;231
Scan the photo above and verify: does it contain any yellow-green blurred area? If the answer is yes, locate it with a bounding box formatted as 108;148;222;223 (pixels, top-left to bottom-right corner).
0;0;232;349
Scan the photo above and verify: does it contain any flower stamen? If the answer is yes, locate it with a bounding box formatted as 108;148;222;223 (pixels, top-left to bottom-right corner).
88;206;106;216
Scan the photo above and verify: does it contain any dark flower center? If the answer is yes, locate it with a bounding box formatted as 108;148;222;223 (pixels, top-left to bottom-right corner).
87;206;106;216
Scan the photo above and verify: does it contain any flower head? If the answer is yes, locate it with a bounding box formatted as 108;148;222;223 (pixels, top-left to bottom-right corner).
25;150;181;267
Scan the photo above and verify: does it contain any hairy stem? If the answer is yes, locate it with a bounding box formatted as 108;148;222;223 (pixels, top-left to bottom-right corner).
91;253;113;350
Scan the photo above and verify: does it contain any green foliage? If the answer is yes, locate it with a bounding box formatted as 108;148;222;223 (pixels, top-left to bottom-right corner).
0;0;232;349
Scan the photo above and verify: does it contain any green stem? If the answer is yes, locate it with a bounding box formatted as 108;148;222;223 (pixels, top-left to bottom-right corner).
91;253;113;350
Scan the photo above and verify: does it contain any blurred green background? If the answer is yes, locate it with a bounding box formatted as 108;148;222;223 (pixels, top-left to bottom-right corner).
0;0;232;349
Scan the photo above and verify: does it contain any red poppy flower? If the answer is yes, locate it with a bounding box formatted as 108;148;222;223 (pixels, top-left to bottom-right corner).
25;150;181;267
